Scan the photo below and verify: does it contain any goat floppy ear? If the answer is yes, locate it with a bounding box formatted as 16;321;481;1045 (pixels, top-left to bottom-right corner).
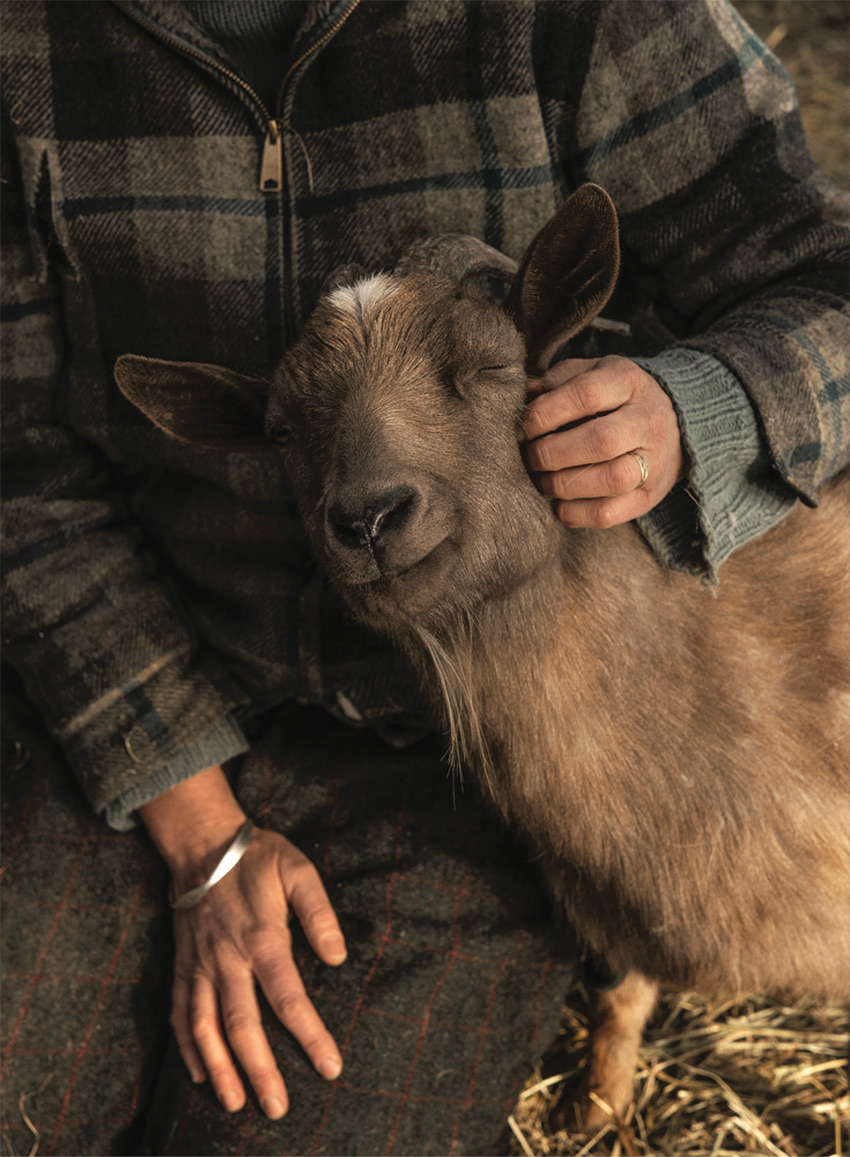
114;354;268;449
507;184;620;372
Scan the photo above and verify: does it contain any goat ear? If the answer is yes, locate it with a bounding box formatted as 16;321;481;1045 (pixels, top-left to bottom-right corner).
507;184;620;371
114;354;267;449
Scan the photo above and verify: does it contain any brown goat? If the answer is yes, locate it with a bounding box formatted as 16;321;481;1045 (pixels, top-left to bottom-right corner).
115;184;850;1131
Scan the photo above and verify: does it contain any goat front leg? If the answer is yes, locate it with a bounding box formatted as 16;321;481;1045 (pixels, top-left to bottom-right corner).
551;968;659;1134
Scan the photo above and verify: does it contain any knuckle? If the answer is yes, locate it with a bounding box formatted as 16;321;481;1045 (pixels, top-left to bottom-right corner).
302;904;337;933
301;1029;332;1060
274;990;309;1023
605;355;638;388
246;924;287;959
634;486;657;514
553;470;581;500
191;1017;217;1047
549;474;570;499
607;457;635;495
286;855;318;888
539;361;573;389
210;1072;240;1101
244;1061;279;1086
541;472;563;499
646;407;667;444
522;407;546;440
591;423;620;461
222;1007;257;1039
592;501;620;530
189;998;210;1036
599;354;624;371
575;376;604;415
555;501;580;527
529;437;557;473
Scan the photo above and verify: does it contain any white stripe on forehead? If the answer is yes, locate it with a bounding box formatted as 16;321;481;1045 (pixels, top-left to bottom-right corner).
325;273;398;320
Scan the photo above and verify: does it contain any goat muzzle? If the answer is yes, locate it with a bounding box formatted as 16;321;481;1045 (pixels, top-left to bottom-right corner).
324;484;447;585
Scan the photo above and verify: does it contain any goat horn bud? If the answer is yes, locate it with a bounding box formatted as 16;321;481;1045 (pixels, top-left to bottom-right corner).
393;235;518;285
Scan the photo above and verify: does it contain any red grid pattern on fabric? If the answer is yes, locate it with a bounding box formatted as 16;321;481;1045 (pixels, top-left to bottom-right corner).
385;860;475;1153
48;862;153;1150
309;807;408;1155
1;833;94;1080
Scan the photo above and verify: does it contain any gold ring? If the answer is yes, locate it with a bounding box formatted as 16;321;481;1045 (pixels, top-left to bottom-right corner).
628;450;649;489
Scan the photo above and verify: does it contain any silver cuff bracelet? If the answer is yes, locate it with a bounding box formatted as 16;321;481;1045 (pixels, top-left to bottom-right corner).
170;819;254;911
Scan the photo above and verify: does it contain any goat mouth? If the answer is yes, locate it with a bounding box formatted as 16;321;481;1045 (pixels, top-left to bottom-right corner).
339;536;452;595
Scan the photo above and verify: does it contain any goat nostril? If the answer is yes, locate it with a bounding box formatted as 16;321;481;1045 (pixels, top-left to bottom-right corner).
332;517;370;551
375;493;414;536
329;487;418;552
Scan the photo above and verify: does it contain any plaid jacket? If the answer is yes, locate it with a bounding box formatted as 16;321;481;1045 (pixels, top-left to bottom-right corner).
2;0;848;824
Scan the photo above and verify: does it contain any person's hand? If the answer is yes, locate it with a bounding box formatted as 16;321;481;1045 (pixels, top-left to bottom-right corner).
140;767;346;1119
170;826;346;1119
521;356;685;527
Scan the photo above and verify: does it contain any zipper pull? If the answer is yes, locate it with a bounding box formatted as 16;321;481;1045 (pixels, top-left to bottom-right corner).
260;121;283;192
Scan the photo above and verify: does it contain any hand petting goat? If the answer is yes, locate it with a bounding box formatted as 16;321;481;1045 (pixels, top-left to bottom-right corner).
522;355;686;528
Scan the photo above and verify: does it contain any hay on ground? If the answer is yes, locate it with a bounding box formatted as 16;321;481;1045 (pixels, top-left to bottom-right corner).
510;987;849;1156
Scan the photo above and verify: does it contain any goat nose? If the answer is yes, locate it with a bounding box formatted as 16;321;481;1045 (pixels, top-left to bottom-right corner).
328;486;418;552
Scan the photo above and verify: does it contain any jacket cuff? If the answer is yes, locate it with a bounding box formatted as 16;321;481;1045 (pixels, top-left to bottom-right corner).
633;346;797;581
103;714;249;831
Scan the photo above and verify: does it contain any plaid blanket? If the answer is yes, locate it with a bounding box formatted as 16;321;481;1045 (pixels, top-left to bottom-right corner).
1;702;575;1156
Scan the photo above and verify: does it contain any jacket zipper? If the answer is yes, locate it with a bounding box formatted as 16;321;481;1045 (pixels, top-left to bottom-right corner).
262;0;361;192
114;0;360;343
115;1;359;193
111;0;361;709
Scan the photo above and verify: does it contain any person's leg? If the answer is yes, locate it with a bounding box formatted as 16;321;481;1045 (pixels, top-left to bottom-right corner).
138;707;576;1156
0;675;173;1157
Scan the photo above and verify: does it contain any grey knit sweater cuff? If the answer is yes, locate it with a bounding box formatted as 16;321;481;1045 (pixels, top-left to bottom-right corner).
634;347;797;581
103;714;250;831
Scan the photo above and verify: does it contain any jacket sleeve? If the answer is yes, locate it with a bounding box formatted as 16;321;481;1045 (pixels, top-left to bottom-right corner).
0;116;249;827
547;0;849;577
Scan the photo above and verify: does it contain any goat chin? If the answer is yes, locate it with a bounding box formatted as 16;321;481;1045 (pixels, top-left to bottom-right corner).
329;537;456;625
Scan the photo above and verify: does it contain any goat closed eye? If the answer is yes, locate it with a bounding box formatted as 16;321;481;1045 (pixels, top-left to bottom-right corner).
477;364;521;379
270;424;294;447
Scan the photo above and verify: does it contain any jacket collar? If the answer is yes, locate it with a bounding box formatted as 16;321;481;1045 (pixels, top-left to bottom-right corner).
114;0;359;69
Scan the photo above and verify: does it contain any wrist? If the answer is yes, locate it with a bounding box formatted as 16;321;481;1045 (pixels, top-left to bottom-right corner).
139;765;247;886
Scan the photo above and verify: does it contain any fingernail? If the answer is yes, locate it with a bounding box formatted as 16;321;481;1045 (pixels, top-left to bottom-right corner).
189;1068;205;1085
220;1088;242;1113
321;933;347;963
318;1057;342;1080
261;1096;286;1119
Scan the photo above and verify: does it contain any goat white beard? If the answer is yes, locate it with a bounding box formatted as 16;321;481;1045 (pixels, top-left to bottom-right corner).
412;614;497;801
